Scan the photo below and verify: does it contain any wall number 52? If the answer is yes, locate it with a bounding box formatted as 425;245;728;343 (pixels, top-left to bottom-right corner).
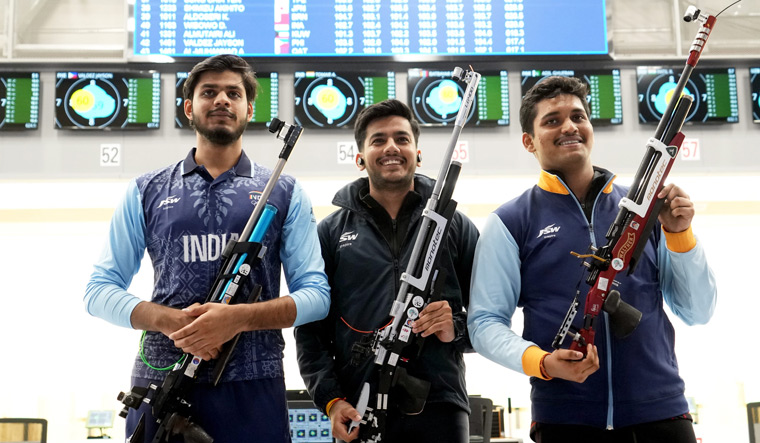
100;144;121;167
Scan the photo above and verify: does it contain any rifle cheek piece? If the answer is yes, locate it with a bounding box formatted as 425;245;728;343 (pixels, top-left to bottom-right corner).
602;290;643;339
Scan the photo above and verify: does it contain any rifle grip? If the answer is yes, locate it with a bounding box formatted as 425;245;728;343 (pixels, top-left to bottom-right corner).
568;328;591;357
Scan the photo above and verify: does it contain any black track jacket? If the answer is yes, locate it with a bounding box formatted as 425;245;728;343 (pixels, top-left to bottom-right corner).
295;174;479;414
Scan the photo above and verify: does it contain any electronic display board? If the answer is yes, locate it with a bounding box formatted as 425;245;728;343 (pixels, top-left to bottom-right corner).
288;401;332;443
293;71;395;128
175;71;279;129
636;66;739;124
520;69;623;125
0;72;40;130
751;67;760;124
55;71;161;130
408;68;508;127
132;0;608;58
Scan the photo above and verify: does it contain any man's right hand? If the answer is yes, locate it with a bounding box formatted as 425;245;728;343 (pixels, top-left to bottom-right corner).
543;344;600;383
329;399;362;442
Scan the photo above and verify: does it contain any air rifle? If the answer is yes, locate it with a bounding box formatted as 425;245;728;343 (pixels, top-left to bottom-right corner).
552;5;723;355
117;118;303;443
351;67;481;442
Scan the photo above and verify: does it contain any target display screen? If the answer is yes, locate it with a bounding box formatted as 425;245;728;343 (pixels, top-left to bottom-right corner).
54;71;161;130
175;71;279;129
293;71;396;129
750;67;760;124
520;69;622;125
0;72;40;131
407;68;509;127
636;66;739;124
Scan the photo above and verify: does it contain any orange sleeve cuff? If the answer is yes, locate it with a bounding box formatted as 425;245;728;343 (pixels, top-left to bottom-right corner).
522;346;551;380
662;225;696;253
325;397;343;417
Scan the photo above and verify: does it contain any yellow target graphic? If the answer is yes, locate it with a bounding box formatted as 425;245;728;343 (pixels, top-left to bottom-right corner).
438;83;459;104
70;89;96;113
315;86;341;110
296;74;358;127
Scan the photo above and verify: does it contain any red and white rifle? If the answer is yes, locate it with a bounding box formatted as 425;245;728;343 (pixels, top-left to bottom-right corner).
553;4;732;354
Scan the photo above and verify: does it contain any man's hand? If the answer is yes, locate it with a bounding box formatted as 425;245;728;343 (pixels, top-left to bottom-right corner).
657;183;694;233
329;400;362;442
168;303;243;360
543;344;600;383
412;300;455;343
157;307;196;337
130;301;195;337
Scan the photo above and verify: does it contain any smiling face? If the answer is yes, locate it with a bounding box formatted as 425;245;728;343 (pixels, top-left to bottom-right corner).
184;70;253;146
522;93;594;176
358;115;420;193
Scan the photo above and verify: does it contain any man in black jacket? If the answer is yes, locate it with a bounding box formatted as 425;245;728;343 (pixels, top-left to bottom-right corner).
295;99;479;442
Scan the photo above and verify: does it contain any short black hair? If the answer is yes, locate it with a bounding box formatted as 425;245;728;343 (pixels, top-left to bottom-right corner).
354;99;420;151
519;76;590;135
183;54;257;103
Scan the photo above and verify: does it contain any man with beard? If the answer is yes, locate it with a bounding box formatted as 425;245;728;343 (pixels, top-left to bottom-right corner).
85;54;330;443
295;99;479;442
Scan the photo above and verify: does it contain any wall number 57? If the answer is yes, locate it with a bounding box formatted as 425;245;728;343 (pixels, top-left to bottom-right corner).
100;144;121;167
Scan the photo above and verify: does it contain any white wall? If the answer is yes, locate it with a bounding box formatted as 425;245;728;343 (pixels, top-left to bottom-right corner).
1;172;758;442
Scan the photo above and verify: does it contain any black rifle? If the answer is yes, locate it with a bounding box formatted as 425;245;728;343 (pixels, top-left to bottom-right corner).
351;67;481;443
117;119;303;443
552;5;725;355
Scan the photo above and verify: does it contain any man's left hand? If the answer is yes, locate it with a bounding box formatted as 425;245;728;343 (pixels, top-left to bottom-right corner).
169;303;243;360
657;183;694;233
412;300;455;343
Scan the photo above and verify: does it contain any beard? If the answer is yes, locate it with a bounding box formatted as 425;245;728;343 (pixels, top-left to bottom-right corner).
366;166;416;193
191;109;248;145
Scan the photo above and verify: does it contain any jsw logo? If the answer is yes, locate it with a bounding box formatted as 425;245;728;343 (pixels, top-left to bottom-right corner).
339;231;359;242
537;224;560;238
158;195;180;208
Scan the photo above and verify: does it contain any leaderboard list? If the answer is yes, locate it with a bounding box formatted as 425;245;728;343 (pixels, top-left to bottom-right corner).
135;0;606;57
0;72;40;130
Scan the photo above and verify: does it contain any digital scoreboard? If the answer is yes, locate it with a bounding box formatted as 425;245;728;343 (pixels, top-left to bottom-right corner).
293;71;395;128
750;67;760;123
55;71;161;130
520;69;623;125
637;66;739;124
132;0;608;58
0;72;40;131
408;69;508;126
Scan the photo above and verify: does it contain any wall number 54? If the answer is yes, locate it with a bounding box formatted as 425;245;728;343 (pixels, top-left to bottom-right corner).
100;144;121;167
